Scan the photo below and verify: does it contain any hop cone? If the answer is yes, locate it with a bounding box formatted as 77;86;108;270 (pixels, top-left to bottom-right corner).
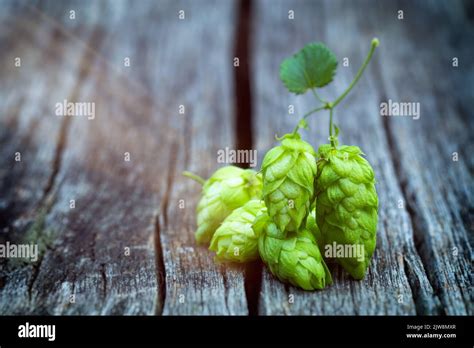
261;133;317;232
315;144;378;279
306;209;322;244
209;200;266;263
195;166;262;244
255;216;332;290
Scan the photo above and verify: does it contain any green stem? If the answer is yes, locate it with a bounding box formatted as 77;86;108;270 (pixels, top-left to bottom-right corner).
290;38;379;146
311;88;326;104
291;124;300;136
183;171;205;185
332;38;379;108
303;105;327;119
291;105;327;135
329;108;335;147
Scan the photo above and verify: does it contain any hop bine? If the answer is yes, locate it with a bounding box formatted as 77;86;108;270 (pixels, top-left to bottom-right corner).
209;200;266;263
255;214;332;290
184;166;262;244
278;38;380;280
261;132;317;233
315;144;378;279
185;38;380;290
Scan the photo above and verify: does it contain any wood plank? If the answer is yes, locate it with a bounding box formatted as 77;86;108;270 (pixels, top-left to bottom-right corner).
0;2;102;314
369;0;473;315
252;0;440;314
0;0;248;315
155;0;248;315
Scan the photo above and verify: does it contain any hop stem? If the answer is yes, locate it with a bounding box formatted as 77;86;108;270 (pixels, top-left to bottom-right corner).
300;38;379;148
183;171;206;185
331;38;379;109
329;108;335;147
303;105;327;120
311;88;327;104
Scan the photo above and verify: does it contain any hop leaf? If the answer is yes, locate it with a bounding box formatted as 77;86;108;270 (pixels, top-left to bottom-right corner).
280;43;338;94
209;200;266;263
195;166;262;244
256;217;332;290
261;133;317;232
315;144;378;279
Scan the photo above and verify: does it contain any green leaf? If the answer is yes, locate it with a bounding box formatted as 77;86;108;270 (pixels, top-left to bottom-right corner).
280;43;338;94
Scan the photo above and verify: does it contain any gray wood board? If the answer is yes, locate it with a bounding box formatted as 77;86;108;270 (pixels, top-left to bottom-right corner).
252;0;472;315
0;0;471;316
0;2;104;314
154;0;248;315
0;0;248;315
370;0;473;315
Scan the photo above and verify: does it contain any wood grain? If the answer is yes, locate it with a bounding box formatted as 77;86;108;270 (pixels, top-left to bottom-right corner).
0;0;471;316
370;0;473;315
252;0;471;315
154;0;248;315
0;3;103;314
0;0;248;315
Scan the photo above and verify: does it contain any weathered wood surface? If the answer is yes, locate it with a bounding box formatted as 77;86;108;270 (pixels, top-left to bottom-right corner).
0;0;248;315
252;0;472;315
372;0;473;315
0;0;472;315
154;1;249;315
0;2;104;313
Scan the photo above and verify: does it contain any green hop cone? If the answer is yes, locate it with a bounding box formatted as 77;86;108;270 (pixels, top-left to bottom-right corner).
315;144;378;279
209;200;266;263
306;209;322;244
261;132;317;232
255;216;332;290
191;166;262;244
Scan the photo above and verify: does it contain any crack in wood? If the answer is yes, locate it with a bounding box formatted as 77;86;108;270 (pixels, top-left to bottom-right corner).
233;0;254;153
221;266;231;314
234;0;263;316
156;140;179;314
244;260;262;316
153;211;166;315
27;254;44;304
39;110;68;210
161;141;180;229
100;262;107;302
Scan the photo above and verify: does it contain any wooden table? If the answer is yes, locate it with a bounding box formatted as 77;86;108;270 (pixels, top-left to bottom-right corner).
0;0;472;315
